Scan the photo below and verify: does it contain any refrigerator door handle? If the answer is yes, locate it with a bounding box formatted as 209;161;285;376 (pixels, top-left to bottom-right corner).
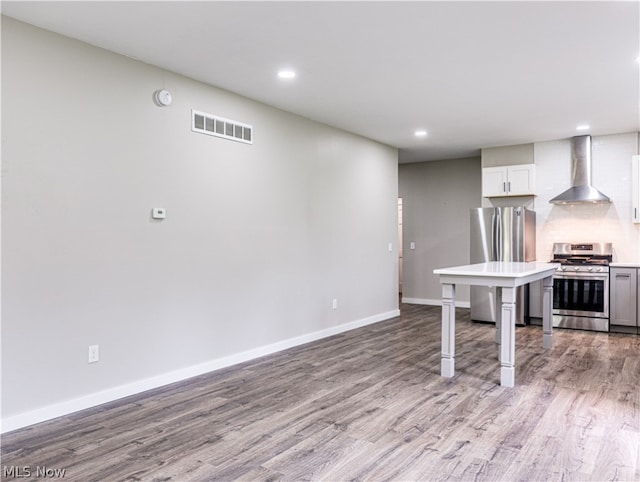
491;211;500;261
491;212;496;260
495;210;502;260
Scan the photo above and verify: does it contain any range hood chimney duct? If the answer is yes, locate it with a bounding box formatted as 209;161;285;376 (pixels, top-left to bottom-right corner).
549;135;611;204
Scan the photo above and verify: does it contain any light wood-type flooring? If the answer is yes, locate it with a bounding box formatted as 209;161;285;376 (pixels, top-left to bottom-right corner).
2;304;640;481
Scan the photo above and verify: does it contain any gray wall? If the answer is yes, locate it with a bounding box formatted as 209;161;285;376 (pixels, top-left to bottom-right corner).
398;157;481;305
1;17;399;428
481;143;534;167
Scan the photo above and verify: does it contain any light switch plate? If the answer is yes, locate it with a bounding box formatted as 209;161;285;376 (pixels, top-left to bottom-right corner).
88;345;99;363
152;208;166;219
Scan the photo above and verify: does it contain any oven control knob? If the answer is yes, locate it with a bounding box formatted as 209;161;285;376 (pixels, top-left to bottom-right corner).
573;267;580;271
596;267;603;272
587;267;594;272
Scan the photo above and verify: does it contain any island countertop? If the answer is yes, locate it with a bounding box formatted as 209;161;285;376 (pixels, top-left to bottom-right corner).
433;261;560;287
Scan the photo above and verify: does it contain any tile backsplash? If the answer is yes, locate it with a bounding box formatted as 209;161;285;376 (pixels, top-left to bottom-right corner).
532;132;640;263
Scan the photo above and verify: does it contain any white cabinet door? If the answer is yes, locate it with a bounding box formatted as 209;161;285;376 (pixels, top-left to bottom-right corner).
482;167;508;197
507;164;536;196
482;164;536;198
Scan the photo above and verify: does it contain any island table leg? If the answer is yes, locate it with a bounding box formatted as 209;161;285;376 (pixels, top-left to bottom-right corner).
499;287;516;387
441;283;456;378
495;287;502;360
542;275;554;349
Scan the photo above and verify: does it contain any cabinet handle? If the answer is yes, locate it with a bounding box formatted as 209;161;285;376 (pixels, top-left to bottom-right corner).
616;274;631;279
503;182;506;193
507;181;511;192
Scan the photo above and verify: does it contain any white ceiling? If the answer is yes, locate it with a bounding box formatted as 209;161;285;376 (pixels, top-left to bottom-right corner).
3;1;639;163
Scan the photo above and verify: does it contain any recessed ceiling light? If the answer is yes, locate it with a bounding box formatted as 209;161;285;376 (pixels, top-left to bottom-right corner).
277;70;296;79
414;130;427;137
576;125;590;131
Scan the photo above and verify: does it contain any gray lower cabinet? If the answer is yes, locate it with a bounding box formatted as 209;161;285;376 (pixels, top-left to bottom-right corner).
529;279;543;319
610;267;638;334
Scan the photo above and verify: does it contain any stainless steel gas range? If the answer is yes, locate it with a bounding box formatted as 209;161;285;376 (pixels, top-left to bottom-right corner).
550;242;612;332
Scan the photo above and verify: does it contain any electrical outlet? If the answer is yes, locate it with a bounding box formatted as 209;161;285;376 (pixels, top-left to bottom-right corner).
88;345;99;364
332;299;338;310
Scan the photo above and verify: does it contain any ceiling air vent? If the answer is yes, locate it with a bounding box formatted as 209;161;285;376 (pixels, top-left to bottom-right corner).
191;109;253;145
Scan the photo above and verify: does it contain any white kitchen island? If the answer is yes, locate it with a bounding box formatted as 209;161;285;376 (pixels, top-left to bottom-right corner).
433;261;560;387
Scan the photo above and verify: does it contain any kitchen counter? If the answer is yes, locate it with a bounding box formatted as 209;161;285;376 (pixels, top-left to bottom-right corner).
433;261;560;387
610;262;640;268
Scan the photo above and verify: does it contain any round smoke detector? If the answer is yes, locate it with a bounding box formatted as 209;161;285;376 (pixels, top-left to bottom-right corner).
154;89;172;107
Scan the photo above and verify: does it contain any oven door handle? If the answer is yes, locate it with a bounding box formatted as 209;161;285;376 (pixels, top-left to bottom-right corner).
553;271;609;281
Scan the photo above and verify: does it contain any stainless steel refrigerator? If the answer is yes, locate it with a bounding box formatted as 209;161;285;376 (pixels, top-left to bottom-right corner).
470;207;536;325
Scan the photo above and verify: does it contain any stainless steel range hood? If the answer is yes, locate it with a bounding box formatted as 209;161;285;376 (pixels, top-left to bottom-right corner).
549;135;611;204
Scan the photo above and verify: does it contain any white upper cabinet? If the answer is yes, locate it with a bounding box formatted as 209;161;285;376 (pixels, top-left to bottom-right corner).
482;164;536;198
632;155;639;223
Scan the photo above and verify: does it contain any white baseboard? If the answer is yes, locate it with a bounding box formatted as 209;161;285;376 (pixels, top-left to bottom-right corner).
1;309;400;434
402;297;470;308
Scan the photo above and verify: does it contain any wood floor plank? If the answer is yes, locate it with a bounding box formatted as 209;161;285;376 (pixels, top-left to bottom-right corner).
2;304;640;481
